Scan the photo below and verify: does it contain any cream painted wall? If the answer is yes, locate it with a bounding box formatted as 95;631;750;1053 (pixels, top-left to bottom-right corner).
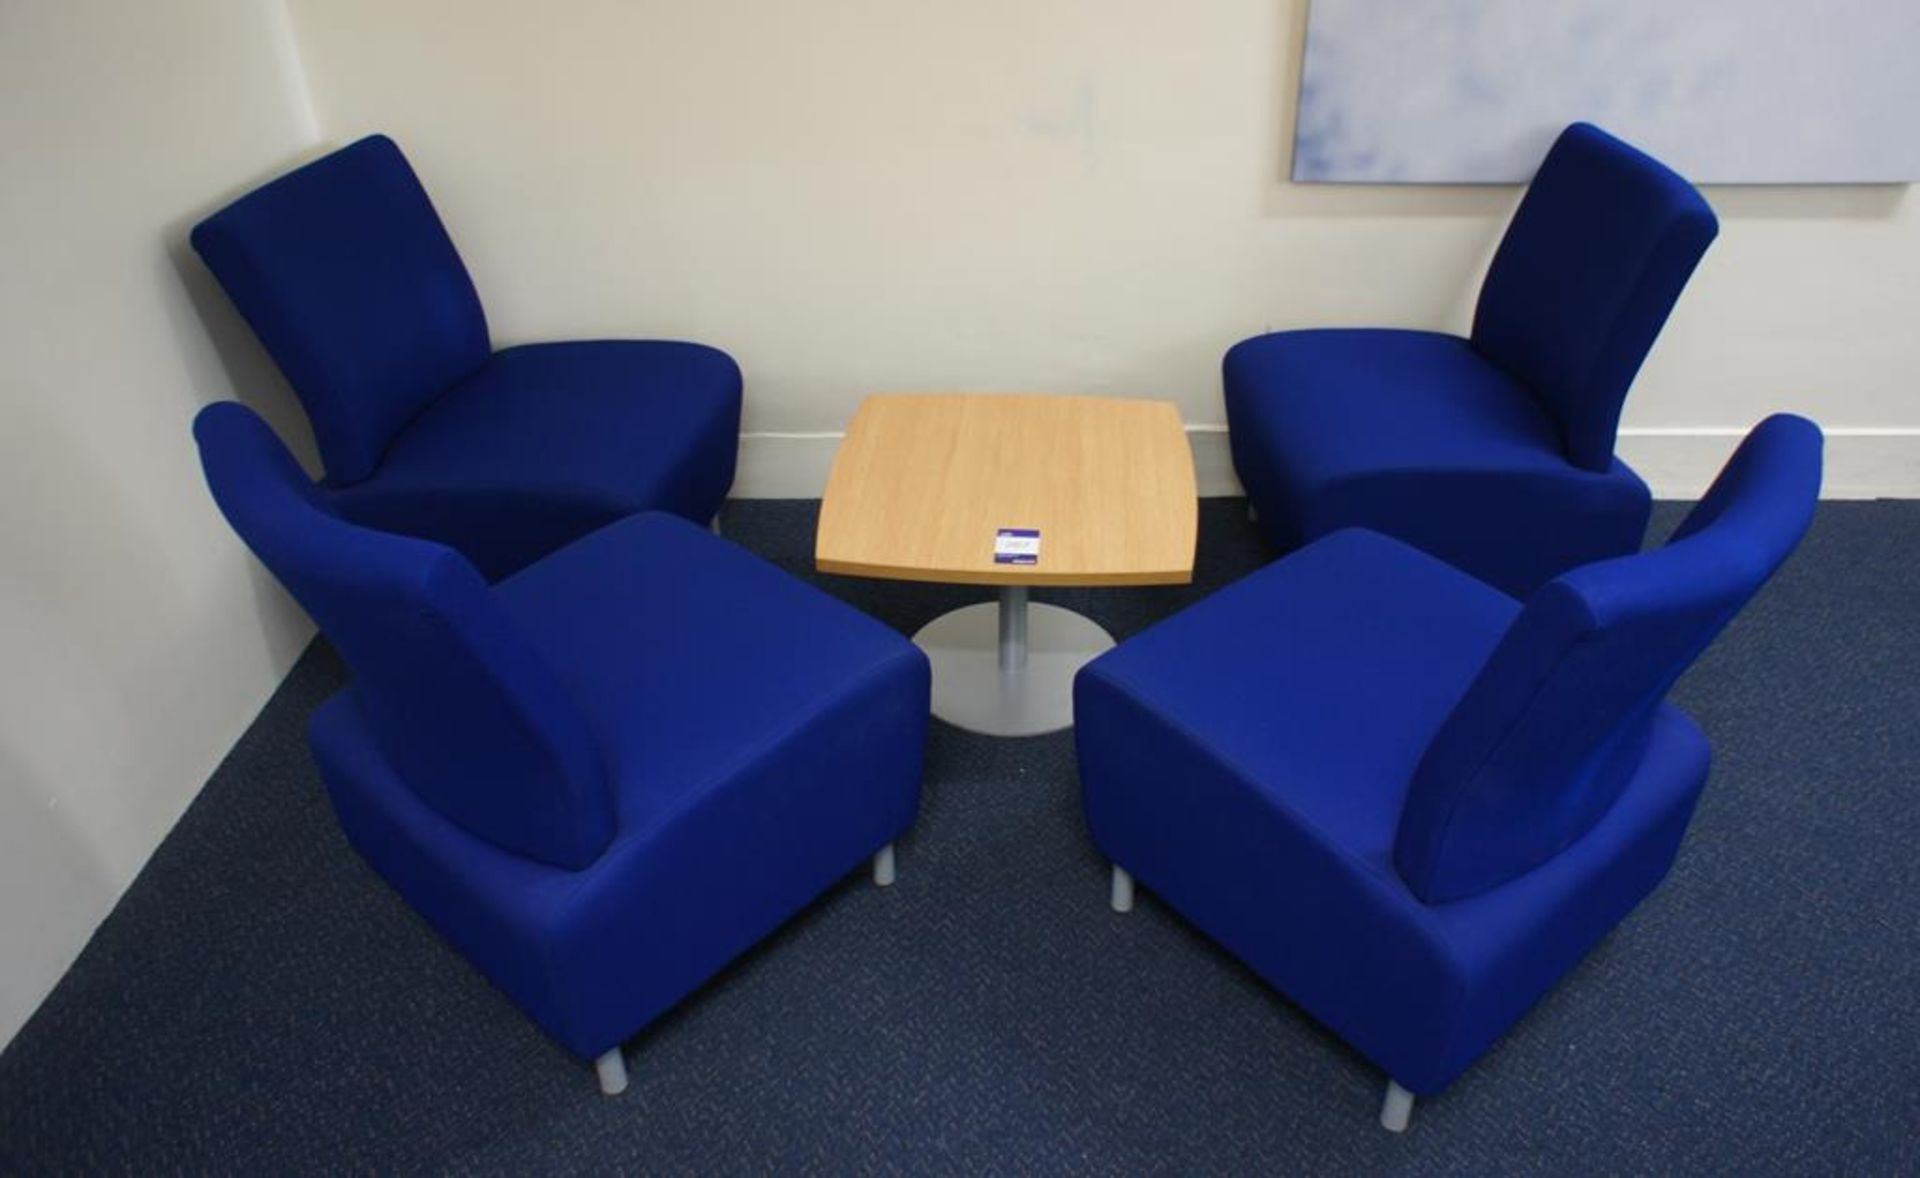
0;0;320;1045
288;0;1918;496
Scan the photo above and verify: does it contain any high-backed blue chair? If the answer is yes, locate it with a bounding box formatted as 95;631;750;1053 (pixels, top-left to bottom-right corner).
1226;123;1719;597
193;134;741;582
194;402;928;1094
1076;415;1820;1130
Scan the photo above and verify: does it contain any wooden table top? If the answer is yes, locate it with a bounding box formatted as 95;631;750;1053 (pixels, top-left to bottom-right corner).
815;393;1198;587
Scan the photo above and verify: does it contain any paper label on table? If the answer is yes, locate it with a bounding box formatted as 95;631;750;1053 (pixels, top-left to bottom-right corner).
994;528;1040;564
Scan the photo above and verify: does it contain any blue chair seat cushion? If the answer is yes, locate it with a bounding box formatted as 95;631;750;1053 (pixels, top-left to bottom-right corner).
310;513;929;1058
1224;329;1649;597
1075;528;1712;1093
330;340;742;581
1229;330;1572;486
1082;529;1523;859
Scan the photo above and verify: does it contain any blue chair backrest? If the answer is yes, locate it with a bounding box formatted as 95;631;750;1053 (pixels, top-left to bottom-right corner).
192;135;491;486
193;403;613;869
1471;123;1719;473
1395;414;1822;904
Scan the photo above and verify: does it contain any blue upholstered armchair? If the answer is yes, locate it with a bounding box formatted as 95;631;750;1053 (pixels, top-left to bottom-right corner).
194;402;928;1094
1076;415;1821;1130
193;135;741;582
1226;123;1719;597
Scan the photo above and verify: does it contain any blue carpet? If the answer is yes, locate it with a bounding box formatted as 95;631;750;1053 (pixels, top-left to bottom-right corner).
2;500;1915;1173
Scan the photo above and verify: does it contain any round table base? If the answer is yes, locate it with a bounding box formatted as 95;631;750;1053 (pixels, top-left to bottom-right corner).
912;598;1115;736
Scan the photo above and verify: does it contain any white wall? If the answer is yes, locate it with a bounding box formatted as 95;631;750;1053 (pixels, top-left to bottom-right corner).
0;0;320;1045
287;0;1919;497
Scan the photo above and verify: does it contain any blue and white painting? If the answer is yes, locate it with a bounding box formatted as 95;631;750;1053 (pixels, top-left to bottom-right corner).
1295;0;1920;184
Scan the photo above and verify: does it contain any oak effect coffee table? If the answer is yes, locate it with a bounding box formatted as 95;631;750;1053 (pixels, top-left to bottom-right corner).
816;393;1197;736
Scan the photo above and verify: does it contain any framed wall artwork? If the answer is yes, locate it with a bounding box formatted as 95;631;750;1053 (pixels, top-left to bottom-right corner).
1293;0;1920;184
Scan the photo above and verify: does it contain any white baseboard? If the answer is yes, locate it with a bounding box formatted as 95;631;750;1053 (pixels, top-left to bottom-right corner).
731;432;845;499
1616;427;1918;500
730;426;1919;500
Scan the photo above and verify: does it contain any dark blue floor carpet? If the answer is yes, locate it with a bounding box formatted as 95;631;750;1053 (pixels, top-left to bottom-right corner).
2;500;1916;1174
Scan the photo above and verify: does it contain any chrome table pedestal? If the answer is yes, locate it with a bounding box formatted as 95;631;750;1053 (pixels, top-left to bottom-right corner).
912;586;1114;736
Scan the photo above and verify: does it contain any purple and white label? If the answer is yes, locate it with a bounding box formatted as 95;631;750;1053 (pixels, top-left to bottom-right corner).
993;528;1040;565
